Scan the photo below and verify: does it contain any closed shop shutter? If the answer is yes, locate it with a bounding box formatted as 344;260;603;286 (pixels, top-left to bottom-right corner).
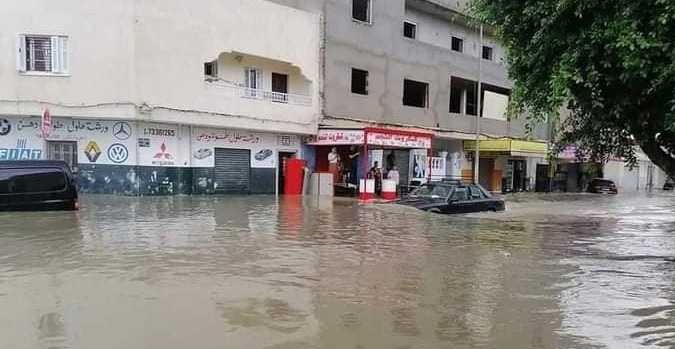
214;148;250;194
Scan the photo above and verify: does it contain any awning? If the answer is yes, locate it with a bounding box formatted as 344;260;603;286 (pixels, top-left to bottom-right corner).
464;139;548;156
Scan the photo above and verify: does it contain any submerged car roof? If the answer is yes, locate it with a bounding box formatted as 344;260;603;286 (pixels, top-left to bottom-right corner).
0;160;70;169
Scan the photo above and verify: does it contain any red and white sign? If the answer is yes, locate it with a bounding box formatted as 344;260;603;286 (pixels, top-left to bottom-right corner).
366;130;432;149
41;108;52;138
308;129;365;145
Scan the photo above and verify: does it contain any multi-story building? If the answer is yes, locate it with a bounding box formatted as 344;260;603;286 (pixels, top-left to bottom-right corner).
273;0;550;193
0;0;321;195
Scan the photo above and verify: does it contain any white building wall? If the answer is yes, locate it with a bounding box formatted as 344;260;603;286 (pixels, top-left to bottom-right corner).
0;0;321;135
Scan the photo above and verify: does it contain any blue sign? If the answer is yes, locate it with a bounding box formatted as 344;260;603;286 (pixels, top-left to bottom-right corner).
0;148;42;160
0;139;42;160
107;143;129;164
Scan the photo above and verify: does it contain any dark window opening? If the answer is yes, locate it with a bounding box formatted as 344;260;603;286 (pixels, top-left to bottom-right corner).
204;61;217;78
482;46;493;60
352;0;371;22
403;79;428;108
451;36;463;52
271;73;289;103
404;21;416;39
449;76;477;115
0;168;66;194
351;68;369;95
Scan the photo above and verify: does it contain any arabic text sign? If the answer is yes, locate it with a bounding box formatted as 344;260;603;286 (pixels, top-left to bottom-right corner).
367;131;432;149
309;130;364;145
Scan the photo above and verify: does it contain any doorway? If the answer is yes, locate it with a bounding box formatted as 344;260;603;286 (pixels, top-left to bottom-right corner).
47;141;78;170
272;73;288;103
278;151;296;194
214;148;250;194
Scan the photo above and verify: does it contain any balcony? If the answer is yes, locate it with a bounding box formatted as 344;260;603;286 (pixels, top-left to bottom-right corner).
206;79;312;107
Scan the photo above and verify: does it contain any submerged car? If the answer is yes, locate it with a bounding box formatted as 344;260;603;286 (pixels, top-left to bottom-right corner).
587;178;618;194
664;178;674;191
0;161;79;211
397;182;505;214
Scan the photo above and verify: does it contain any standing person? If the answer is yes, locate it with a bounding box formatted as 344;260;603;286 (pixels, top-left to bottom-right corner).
369;161;383;195
388;165;400;187
348;145;360;186
328;147;340;184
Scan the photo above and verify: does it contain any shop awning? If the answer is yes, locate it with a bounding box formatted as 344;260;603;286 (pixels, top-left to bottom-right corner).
464;139;548;157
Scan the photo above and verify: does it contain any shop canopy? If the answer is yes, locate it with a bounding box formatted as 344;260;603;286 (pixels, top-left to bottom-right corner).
464;139;548;157
307;128;433;149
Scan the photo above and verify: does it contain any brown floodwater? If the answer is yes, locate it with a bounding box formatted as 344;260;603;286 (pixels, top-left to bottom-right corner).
0;192;674;349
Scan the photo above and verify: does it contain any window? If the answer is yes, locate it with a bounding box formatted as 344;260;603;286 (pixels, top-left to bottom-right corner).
450;187;469;201
17;35;68;74
204;61;217;78
451;36;464;52
403;79;428;108
352;0;371;23
0;168;66;194
351;68;369;95
449;76;477;115
403;21;417;39
244;67;263;97
482;46;494;61
271;73;288;103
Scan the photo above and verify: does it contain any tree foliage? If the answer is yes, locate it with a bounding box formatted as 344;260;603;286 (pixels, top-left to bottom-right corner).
471;0;675;178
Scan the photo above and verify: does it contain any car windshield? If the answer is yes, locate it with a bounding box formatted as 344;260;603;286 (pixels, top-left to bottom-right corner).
411;184;453;199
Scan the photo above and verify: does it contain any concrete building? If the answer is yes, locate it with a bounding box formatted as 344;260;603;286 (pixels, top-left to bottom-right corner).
0;0;321;195
271;0;550;193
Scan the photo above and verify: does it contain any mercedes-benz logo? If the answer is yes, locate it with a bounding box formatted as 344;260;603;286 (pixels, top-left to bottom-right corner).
112;122;132;140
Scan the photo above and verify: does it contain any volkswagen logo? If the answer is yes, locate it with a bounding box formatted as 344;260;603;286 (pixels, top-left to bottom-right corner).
107;143;129;164
112;122;132;140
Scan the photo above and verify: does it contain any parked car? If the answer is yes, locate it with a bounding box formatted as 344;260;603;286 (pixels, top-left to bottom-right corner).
0;161;79;211
665;178;674;191
587;178;618;194
397;182;505;214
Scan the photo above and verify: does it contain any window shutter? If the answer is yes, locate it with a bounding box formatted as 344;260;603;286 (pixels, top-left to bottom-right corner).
59;37;68;73
50;36;60;73
16;35;26;72
244;67;250;88
256;69;263;90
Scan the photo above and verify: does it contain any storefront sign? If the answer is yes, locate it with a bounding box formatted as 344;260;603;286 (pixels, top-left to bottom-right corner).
367;131;432;149
308;129;364;145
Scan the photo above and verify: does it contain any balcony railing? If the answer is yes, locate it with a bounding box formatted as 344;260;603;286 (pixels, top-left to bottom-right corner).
207;80;312;107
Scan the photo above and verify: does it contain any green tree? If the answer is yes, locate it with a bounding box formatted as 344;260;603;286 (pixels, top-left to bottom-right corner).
471;0;675;178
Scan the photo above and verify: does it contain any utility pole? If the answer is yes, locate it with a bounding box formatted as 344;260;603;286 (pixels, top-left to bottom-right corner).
473;24;483;184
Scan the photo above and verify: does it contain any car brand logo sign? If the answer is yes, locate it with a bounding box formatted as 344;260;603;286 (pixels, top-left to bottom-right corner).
0;119;11;136
112;122;132;140
84;141;102;163
107;143;129;163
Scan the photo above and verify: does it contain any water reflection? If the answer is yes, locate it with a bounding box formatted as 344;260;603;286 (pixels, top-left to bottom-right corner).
0;193;673;348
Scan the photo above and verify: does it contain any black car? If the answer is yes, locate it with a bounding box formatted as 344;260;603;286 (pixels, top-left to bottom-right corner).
397;182;505;214
0;161;79;211
587;178;618;194
664;178;674;191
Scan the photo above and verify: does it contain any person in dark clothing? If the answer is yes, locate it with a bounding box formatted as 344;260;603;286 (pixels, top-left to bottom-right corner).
348;145;360;185
369;161;383;195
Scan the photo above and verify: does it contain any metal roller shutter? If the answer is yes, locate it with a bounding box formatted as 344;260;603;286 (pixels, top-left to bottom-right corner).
214;148;251;194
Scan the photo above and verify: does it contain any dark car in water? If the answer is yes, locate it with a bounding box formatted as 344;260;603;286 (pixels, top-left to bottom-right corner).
587;178;618;194
664;178;674;191
0;161;79;211
397;182;505;214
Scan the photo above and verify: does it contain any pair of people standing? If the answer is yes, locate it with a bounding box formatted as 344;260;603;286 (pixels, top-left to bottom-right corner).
327;146;361;185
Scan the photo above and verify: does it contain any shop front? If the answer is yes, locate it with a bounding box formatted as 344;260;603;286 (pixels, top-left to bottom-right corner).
463;138;548;193
307;127;433;196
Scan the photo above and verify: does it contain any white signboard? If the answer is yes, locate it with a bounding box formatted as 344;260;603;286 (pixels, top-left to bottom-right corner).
137;123;188;167
0;115;137;165
192;127;299;168
410;149;428;180
367;131;432;149
307;129;365;145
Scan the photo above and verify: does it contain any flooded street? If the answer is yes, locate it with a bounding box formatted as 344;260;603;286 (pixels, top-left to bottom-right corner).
1;193;675;349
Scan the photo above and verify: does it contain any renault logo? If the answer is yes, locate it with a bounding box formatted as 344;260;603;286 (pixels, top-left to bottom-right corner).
112;122;132;140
